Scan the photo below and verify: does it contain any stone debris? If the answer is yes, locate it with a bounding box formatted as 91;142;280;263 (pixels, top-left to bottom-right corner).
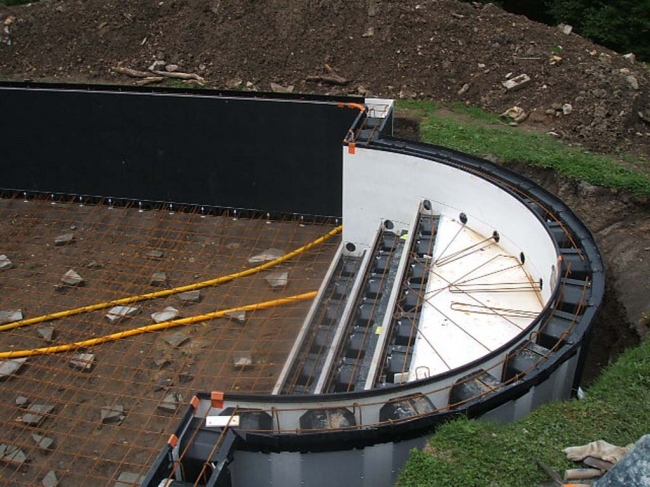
60;269;84;286
225;310;247;323
269;82;294;93
178;373;193;383
101;405;126;424
225;242;241;250
69;352;95;371
163;332;189;348
562;103;573;115
233;351;254;370
500;106;528;123
41;470;59;487
86;260;104;269
265;270;289;289
623;53;636;64
151;306;179;323
457;83;470;95
178;289;201;303
150;271;168;286
157;392;182;413
114;471;146;487
144;250;164;260
153;377;173;392
226;77;243;90
0;254;13;270
626;75;639;91
37;326;56;342
0;309;23;325
54;233;74;246
502;73;531;92
22;404;54;426
105;306;140;323
32;433;54;450
0;357;27;380
153;358;171;369
16;395;29;408
0;444;27;466
557;23;573;35
248;248;284;265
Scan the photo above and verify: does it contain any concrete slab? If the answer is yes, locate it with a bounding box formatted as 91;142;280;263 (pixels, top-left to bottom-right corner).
22;404;54;426
0;358;27;380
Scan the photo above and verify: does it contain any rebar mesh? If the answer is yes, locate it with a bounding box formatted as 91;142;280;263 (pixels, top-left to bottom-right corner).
0;195;339;486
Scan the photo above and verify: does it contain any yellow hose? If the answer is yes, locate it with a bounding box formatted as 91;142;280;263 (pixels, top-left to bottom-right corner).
0;291;317;359
0;225;342;332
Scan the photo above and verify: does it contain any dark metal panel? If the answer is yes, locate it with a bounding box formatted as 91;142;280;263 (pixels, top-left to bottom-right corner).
0;86;358;217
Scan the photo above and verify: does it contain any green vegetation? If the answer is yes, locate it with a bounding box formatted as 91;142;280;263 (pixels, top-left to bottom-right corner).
398;338;650;486
398;100;650;196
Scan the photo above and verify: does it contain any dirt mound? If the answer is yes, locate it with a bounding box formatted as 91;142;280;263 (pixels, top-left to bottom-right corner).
0;0;648;155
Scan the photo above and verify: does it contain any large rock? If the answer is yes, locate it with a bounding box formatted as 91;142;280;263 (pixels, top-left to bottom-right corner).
594;435;650;487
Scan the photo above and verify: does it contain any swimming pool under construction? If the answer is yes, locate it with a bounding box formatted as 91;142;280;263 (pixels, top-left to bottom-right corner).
0;83;604;487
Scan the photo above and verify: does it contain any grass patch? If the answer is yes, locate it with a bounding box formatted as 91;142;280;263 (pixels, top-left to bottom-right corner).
397;100;650;196
398;339;650;486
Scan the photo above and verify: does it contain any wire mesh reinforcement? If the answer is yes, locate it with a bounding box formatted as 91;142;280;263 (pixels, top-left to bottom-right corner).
0;196;339;486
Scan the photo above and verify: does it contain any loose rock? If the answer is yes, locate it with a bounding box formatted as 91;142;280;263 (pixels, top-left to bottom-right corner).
623;53;636;64
233;352;254;370
562;103;573;115
0;254;13;270
151;306;179;323
101;405;126;424
269;82;294;93
150;271;168;286
0;444;27;466
557;23;573;35
41;470;59;487
248;248;284;265
22;404;54;426
225;310;246;323
105;306;140;323
163;332;189;348
502;73;531;92
626;75;639;91
0;357;27;380
60;269;84;286
0;309;23;325
144;250;164;260
178;290;201;303
69;353;95;371
114;471;146;487
16;395;29;407
37;326;56;342
266;270;289;289
32;433;54;450
54;233;74;246
157;392;182;413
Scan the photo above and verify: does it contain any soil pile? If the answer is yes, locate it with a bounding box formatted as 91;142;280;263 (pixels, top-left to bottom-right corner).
0;0;648;156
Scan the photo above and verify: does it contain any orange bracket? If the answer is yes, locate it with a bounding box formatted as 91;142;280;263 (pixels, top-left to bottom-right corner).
190;395;200;411
211;391;225;409
167;434;179;447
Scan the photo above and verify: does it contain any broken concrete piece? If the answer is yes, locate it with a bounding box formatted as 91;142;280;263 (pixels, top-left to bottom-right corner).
144;250;164;260
225;310;246;323
500;106;527;123
16;395;28;407
502;73;531;92
42;470;59;487
61;269;84;286
101;405;126;424
269;82;294;93
0;357;27;380
151;306;179;323
178;290;201;303
626;75;639;91
105;306;140;323
562;103;573;115
0;444;27;465
233;352;254;370
37;326;56;342
0;309;23;325
150;271;168;286
248;248;284;265
266;271;289;289
558;23;573;35
114;471;146;487
163;332;189;348
157;393;182;413
54;233;74;246
22;404;54;426
0;254;13;270
32;433;54;450
153;377;173;392
178;373;193;383
69;353;95;371
86;260;104;269
623;53;636;64
153;358;171;369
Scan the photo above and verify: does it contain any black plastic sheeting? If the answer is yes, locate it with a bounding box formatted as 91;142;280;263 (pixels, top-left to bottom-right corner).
0;84;360;217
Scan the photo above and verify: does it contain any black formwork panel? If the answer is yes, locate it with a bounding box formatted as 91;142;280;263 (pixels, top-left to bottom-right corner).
0;85;360;217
